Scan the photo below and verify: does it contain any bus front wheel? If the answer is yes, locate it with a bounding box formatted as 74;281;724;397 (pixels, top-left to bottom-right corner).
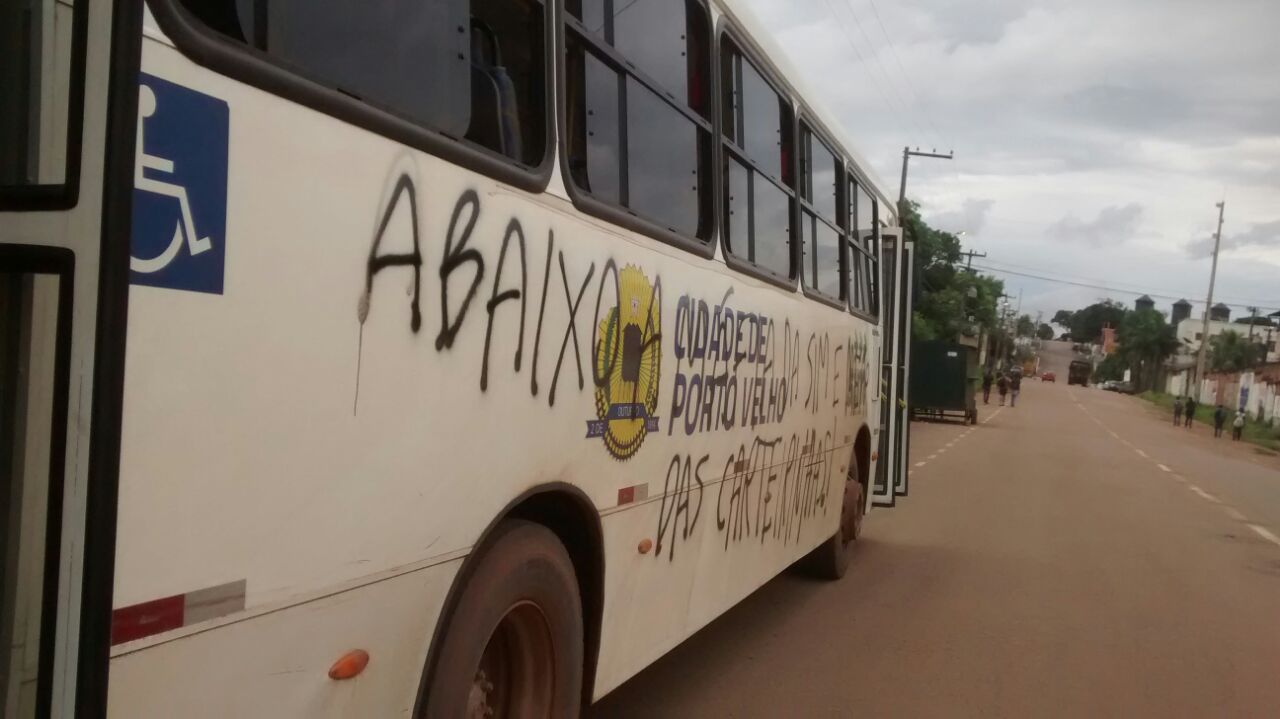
423;520;584;718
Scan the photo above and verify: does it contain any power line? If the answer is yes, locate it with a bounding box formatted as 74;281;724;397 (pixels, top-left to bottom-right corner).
818;0;930;144
970;263;1280;313
860;0;949;151
976;257;1280;308
837;0;936;148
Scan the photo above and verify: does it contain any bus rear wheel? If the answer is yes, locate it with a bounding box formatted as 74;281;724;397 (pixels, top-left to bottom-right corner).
423;520;584;719
804;463;864;580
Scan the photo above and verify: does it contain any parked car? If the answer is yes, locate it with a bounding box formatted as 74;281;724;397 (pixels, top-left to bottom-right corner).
1041;371;1056;382
1101;381;1136;394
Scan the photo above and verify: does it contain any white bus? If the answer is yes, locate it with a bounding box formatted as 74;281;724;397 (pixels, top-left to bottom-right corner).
0;0;914;715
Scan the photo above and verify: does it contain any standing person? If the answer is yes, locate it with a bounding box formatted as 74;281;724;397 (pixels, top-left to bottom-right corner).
982;370;994;405
1184;396;1197;428
1213;404;1227;438
1233;408;1246;441
996;373;1009;406
1010;370;1022;408
1173;396;1184;426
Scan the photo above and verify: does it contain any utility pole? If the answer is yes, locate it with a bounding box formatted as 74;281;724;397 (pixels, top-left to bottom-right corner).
1193;200;1226;398
898;146;954;219
959;249;986;270
1247;306;1259;364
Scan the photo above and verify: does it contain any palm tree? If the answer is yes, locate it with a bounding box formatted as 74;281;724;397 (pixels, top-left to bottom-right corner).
1209;330;1255;373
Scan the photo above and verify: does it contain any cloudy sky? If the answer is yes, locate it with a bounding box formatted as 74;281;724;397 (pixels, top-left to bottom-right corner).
741;0;1280;326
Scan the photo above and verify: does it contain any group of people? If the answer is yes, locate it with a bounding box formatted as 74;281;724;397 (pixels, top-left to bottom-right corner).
981;369;1022;407
1173;396;1246;440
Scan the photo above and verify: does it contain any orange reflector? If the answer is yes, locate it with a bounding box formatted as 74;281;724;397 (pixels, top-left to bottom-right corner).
871;451;879;462
328;649;370;680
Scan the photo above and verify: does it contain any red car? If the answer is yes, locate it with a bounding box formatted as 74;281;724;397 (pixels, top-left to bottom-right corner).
1041;371;1056;382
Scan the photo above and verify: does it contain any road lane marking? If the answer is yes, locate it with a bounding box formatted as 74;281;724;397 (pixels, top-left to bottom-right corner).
1172;474;1188;483
1248;524;1280;548
1189;486;1220;503
927;454;937;460
981;408;1004;425
1223;507;1248;522
1156;463;1171;472
1136;449;1149;458
914;461;927;468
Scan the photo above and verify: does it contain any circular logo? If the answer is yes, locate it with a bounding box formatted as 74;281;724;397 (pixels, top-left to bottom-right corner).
591;266;661;461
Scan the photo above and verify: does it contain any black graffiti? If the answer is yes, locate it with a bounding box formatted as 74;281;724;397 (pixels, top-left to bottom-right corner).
549;253;594;407
363;173;423;332
590;260;664;399
845;334;870;417
805;333;830;413
481;219;528;391
654;454;707;562
360;177;661;416
715;425;835;551
436;190;485;351
530;231;555;398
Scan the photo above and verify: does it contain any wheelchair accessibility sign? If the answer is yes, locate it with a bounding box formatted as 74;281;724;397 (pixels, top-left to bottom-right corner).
130;74;229;294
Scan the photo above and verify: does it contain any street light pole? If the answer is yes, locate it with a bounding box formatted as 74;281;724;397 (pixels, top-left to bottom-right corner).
1193;200;1226;399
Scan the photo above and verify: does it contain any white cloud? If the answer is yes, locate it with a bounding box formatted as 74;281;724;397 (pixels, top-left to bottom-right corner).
1186;219;1280;257
740;0;1280;318
1047;204;1144;246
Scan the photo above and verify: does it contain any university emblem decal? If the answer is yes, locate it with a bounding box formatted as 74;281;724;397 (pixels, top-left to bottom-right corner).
586;266;661;461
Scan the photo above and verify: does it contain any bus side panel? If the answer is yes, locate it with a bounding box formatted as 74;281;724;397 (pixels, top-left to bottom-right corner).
116;23;879;712
593;304;876;696
107;559;458;718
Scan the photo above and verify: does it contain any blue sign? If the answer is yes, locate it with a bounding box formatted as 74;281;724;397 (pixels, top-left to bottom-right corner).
130;73;229;294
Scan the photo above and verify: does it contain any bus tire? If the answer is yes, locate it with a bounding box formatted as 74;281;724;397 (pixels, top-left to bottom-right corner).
803;463;864;580
423;519;584;718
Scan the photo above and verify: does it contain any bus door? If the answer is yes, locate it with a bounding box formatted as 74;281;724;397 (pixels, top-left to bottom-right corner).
871;228;913;507
893;237;915;498
1;0;139;715
871;228;900;507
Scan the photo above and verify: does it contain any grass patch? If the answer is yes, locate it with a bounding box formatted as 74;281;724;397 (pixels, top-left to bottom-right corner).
1139;390;1280;452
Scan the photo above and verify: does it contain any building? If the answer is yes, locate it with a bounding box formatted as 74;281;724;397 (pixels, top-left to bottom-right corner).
1166;303;1280;397
1101;325;1118;355
1174;316;1278;360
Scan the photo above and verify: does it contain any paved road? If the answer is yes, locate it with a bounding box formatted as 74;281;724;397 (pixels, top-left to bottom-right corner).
592;369;1280;717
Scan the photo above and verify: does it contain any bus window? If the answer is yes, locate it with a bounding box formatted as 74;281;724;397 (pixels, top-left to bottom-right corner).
0;0;77;193
721;39;795;279
849;177;879;316
564;0;713;242
799;124;841;298
184;0;548;166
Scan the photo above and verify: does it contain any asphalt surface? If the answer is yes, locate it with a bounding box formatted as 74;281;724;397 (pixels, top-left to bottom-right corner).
592;343;1280;717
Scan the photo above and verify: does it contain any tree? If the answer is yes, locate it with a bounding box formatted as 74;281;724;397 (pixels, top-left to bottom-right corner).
1036;323;1055;340
902;201;1005;342
1065;301;1128;344
1116;309;1178;391
1015;314;1035;337
1051;310;1074;327
1094;353;1126;382
1209;330;1263;372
